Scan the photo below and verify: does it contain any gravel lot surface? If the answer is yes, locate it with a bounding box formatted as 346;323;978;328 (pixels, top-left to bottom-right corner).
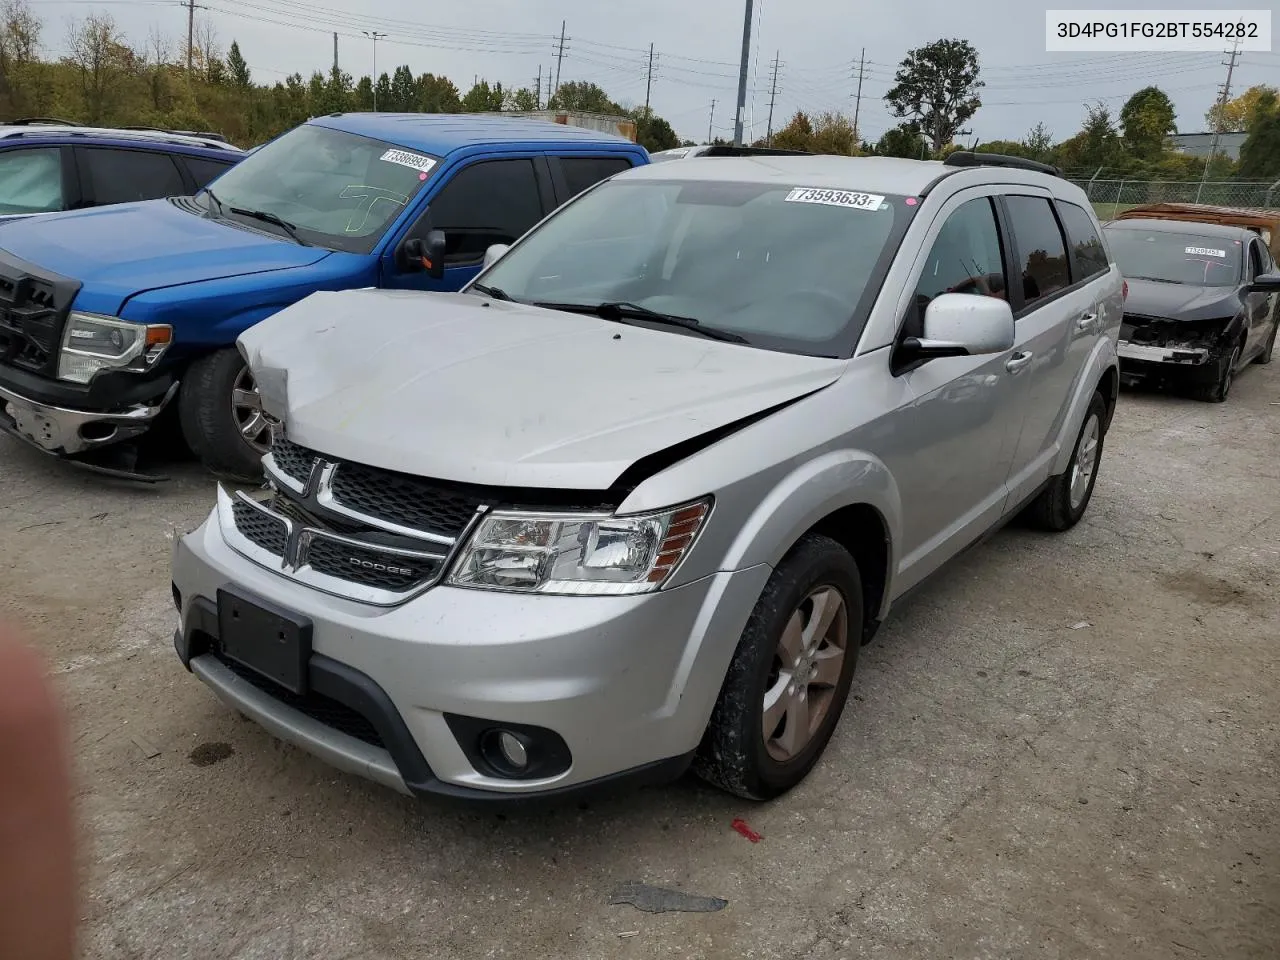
2;365;1277;959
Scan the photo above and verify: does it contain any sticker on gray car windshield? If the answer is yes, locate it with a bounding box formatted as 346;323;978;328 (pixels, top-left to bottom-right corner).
380;149;436;173
784;187;884;210
1185;246;1226;257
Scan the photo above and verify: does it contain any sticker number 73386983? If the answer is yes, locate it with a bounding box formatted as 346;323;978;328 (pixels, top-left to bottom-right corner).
784;187;885;210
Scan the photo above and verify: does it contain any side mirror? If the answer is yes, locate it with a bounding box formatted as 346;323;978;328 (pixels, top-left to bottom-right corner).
402;230;447;279
904;293;1015;360
483;243;510;269
1248;271;1280;294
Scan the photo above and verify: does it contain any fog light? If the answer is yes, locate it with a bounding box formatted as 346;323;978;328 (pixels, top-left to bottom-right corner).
497;731;528;769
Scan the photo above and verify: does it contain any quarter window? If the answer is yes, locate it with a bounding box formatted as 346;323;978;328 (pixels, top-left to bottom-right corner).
1056;201;1109;281
83;148;186;204
184;156;236;189
417;159;543;264
559;156;633;199
0;148;64;215
1248;240;1264;279
1004;195;1070;308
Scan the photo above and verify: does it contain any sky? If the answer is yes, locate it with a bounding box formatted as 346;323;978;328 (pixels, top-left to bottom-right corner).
35;0;1280;147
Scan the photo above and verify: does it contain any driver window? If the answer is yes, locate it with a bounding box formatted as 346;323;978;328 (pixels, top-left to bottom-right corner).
411;159;543;265
904;197;1006;338
1248;241;1264;279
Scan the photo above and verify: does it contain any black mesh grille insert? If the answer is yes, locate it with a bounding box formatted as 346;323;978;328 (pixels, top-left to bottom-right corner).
231;500;288;556
304;536;440;592
270;439;316;485
329;463;484;538
214;653;384;748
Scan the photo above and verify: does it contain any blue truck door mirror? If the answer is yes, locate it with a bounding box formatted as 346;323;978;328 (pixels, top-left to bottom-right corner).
401;231;447;280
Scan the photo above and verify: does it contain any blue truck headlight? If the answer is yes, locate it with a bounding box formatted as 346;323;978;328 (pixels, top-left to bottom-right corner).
447;499;711;595
57;312;173;384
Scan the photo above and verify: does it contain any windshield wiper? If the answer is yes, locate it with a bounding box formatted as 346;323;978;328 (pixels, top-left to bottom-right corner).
228;206;310;246
1126;275;1181;284
535;300;749;343
471;283;516;302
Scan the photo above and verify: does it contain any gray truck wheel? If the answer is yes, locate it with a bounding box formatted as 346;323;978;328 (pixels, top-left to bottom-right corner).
178;348;270;481
694;533;862;800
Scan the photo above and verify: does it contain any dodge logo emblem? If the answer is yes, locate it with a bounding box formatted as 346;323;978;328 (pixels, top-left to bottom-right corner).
349;557;414;577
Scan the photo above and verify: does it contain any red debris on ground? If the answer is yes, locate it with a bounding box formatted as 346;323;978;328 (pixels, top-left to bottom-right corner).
731;818;762;842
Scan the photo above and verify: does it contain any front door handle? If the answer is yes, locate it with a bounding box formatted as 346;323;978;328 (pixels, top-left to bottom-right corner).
1005;351;1034;374
1077;311;1098;330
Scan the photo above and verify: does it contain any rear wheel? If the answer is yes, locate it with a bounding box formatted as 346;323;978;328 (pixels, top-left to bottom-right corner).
693;534;862;800
178;348;271;481
1024;390;1107;533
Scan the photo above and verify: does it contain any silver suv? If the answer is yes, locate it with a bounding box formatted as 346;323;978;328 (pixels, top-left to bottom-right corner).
171;152;1124;802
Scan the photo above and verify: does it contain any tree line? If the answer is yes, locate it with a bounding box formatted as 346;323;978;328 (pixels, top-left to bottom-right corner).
2;4;1277;181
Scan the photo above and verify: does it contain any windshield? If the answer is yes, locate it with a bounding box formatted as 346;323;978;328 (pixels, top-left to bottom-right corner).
1105;227;1243;287
197;124;438;253
473;177;915;356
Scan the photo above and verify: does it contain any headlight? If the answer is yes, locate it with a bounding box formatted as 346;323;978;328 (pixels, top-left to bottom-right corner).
447;499;711;595
57;312;172;384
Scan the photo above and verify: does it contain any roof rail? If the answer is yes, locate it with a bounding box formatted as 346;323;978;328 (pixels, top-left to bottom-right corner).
698;145;811;158
943;150;1062;178
120;125;230;143
2;116;83;126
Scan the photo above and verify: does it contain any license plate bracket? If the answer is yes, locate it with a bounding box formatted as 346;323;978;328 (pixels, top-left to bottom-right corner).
217;587;312;695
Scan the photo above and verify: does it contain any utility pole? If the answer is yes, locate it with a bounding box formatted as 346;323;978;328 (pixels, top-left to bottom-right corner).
363;31;386;109
732;0;754;145
553;20;567;100
852;48;865;151
765;50;780;146
332;32;338;72
708;99;716;144
642;43;655;140
1202;38;1240;182
535;65;542;110
186;0;195;72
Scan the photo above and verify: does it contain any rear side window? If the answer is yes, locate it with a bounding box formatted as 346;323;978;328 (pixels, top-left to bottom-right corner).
420;158;544;264
1057;201;1109;281
1004;195;1070;308
83;148;185;205
184;156;235;189
558;156;633;199
0;148;64;215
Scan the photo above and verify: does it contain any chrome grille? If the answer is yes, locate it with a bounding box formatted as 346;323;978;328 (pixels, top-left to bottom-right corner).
230;499;288;555
269;438;316;486
304;536;441;591
328;463;484;540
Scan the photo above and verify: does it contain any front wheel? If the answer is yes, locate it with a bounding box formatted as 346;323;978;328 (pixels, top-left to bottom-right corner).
1254;322;1277;365
178;348;272;481
1024;390;1107;533
1194;341;1241;403
693;533;863;800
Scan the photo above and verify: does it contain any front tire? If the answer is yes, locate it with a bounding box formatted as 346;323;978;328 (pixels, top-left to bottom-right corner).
693;534;863;800
1024;390;1107;533
1194;341;1241;403
178;348;271;481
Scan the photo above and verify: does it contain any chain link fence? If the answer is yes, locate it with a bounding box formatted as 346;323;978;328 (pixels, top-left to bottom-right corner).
1071;178;1280;220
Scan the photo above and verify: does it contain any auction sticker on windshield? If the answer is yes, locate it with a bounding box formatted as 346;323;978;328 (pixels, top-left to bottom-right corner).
785;188;885;210
380;149;437;173
1186;246;1226;257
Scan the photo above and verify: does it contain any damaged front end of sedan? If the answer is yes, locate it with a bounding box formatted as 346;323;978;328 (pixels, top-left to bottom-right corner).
1117;313;1240;388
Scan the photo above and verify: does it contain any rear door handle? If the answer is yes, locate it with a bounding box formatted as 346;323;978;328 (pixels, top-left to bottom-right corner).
1005;351;1034;373
1077;311;1098;330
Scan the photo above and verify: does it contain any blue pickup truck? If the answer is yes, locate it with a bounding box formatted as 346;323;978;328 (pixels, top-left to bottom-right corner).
0;113;648;479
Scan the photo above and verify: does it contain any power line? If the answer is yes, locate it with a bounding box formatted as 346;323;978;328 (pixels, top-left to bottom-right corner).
1202;40;1241;182
765;51;780;145
851;48;865;146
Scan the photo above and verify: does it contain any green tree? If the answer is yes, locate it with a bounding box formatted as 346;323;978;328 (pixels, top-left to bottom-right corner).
1237;89;1280;178
771;111;813;152
1206;84;1278;133
1119;86;1176;160
1022;121;1054;162
547;80;620;114
354;75;373;111
1057;101;1122;172
510;86;539;111
0;0;44;115
226;39;250;88
389;65;415;112
64;12;134;123
875;124;928;158
416;72;461;113
633;109;679;152
372;72;391;110
884;38;983;154
460;79;505;112
976;139;1030;157
809;111;857;155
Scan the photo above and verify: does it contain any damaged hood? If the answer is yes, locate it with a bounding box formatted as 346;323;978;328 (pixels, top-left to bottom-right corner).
1124;278;1244;323
239;289;847;489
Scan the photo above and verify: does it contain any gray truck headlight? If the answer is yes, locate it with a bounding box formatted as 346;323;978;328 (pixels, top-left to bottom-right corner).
57;312;173;384
447;499;711;595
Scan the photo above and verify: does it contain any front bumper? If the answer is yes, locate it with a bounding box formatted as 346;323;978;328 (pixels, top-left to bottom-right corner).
0;379;177;456
172;511;771;802
1117;340;1231;385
